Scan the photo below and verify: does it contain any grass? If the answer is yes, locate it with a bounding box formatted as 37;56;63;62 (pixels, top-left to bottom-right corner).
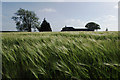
2;31;120;80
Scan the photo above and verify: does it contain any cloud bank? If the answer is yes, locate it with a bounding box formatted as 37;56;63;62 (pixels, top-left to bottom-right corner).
39;8;56;13
1;0;119;2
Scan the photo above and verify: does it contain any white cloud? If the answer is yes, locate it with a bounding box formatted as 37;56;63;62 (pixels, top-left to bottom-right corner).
38;8;56;13
114;5;118;8
65;19;85;28
95;15;118;31
114;4;119;8
103;15;117;21
1;0;65;2
1;0;119;2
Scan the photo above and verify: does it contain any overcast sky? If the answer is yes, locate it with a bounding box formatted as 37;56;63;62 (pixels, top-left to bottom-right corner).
1;2;118;31
1;0;119;2
0;1;1;31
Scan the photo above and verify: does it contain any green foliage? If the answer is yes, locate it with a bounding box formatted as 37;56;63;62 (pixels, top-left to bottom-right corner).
2;31;120;79
12;8;40;32
85;22;101;30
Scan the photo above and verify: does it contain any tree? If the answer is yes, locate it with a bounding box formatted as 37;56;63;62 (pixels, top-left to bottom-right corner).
12;8;40;32
85;22;101;31
106;28;108;31
37;18;52;32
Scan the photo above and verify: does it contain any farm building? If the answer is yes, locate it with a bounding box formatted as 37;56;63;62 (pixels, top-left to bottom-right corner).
61;26;94;31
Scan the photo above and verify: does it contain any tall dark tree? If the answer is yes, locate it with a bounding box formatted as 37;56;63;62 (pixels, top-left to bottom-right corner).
37;18;52;32
12;8;40;32
85;22;101;31
106;28;108;31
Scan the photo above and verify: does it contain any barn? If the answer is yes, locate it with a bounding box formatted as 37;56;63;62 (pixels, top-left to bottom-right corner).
61;26;94;31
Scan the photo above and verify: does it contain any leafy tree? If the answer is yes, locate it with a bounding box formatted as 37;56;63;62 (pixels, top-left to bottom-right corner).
106;28;108;31
12;8;40;32
85;22;101;31
37;18;52;32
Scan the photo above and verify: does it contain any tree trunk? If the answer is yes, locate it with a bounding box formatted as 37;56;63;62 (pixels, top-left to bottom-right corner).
28;24;31;32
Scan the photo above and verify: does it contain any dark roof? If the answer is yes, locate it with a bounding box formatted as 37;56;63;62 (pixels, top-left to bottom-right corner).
61;27;94;31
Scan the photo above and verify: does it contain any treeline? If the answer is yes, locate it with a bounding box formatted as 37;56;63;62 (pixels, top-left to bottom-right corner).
12;8;52;32
12;8;102;32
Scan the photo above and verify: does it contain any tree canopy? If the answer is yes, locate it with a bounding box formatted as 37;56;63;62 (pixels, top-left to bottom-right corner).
85;22;101;31
12;8;40;32
37;18;52;32
106;28;108;31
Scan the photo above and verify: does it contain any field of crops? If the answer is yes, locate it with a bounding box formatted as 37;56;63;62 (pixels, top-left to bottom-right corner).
2;31;120;79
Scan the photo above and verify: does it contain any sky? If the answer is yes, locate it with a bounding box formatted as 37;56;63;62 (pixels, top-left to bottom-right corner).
1;2;119;31
1;0;119;2
0;1;1;31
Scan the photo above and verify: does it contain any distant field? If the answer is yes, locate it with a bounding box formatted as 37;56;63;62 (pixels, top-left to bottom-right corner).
2;31;120;79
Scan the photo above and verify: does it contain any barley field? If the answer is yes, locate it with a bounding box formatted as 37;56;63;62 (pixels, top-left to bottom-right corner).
2;31;120;80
